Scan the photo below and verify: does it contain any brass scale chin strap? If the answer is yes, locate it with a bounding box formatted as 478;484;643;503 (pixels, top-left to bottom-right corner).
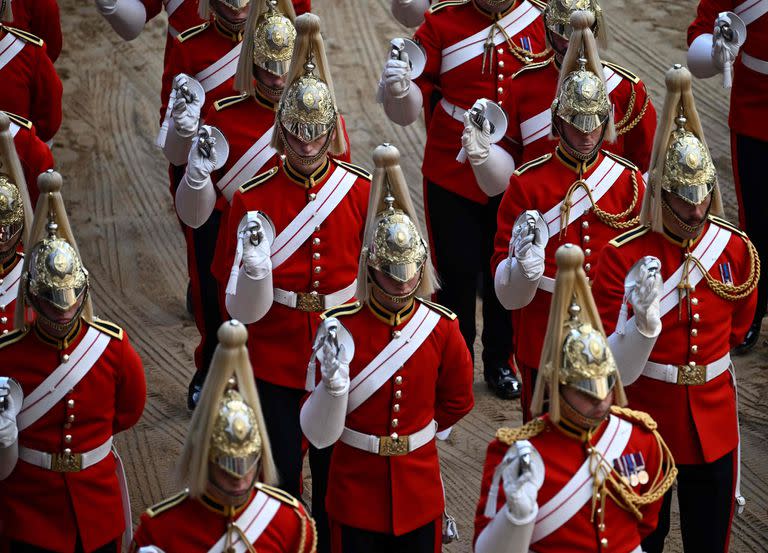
481;4;551;73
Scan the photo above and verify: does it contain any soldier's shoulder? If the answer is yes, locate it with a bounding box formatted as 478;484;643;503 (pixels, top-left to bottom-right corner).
4;26;44;47
178;22;210;43
429;0;470;14
0;327;29;350
609;224;651;248
239;166;280;194
418;298;457;320
214;93;250;112
256;482;300;508
511;57;553;79
335;160;372;181
513;153;552;176
88;317;124;340
321;301;363;321
602;150;639;171
145;490;190;518
708;215;748;239
2;111;32;130
495;418;547;445
601;60;640;84
610;406;658;432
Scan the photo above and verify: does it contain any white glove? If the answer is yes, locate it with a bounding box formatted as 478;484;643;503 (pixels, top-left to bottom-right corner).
241;223;272;280
511;216;546;281
95;0;119;14
172;75;203;138
0;396;19;448
381;54;412;99
186;126;218;185
317;324;351;396
628;261;662;338
502;456;540;524
712;21;741;71
462;103;492;166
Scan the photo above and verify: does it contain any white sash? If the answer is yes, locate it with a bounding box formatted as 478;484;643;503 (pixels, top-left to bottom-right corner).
735;0;768;25
217;127;277;202
0;260;23;307
195;42;242;93
9;121;19;138
0;33;25;72
164;0;184;17
520;66;621;146
16;327;111;431
346;304;441;413
207;491;281;553
440;1;541;74
530;416;632;543
270;166;358;269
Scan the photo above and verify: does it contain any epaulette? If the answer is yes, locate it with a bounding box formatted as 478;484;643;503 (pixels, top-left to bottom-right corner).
602;150;638;171
0;327;28;350
321;301;362;321
146;490;189;518
214;93;249;111
256;482;300;508
429;0;469;14
610;405;658;431
708;215;748;239
178;22;210;43
601;60;640;85
609;224;650;247
4;26;43;47
496;418;547;445
510;57;552;79
239;166;279;193
418;298;457;320
3;111;32;130
335;160;372;181
513;153;551;176
528;0;547;11
89;317;124;340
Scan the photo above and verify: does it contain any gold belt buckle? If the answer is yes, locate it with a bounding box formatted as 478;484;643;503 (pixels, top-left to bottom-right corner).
677;363;707;386
296;291;324;312
50;451;83;472
378;434;410;456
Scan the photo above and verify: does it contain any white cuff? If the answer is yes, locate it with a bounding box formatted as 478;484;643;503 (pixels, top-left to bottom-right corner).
608;318;658;386
99;0;147;41
0;441;18;480
163;123;196;166
475;504;536;553
225;268;274;324
300;383;349;449
494;257;540;310
688;34;720;78
390;0;430;27
383;85;423;127
175;174;215;228
470;144;515;197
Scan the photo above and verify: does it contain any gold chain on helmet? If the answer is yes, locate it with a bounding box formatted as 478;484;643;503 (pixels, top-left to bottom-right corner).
559;170;640;235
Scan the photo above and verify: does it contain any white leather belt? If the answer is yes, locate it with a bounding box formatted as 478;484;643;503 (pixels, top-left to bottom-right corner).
273;280;356;312
19;436;113;472
538;275;555;293
643;353;731;386
440;98;467;123
340;420;437;456
742;53;768;75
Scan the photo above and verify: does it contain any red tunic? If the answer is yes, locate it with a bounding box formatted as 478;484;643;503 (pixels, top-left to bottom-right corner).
474;412;666;552
591;219;757;464
414;0;549;204
211;157;370;390
319;298;474;535
0;318;146;552
6;0;62;62
688;0;768;141
131;486;317;553
491;147;645;369
5;111;55;205
502;58;657;174
0;27;62;143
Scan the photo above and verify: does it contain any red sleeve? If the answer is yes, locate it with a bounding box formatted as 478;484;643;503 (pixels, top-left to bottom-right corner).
130;512;156;551
211;190;247;286
291;0;311;15
32;0;62;62
159;38;185;126
113;332;147;434
434;317;474;430
473;439;508;545
727;236;758;347
491;174;529;276
413;14;442;118
591;243;631;335
140;0;165;21
31;45;62;143
620;82;656;175
687;0;733;44
16;125;54;206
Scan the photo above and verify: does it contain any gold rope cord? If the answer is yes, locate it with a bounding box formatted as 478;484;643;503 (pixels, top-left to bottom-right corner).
679;238;760;304
482;12;551;72
614;86;636;130
224;520;257;553
616;94;650;137
559;170;640;235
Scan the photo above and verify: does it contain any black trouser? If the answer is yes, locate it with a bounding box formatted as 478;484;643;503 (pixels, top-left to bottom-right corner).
9;538;117;553
733;133;768;324
425;181;512;368
309;445;335;553
336;519;438;553
642;450;735;553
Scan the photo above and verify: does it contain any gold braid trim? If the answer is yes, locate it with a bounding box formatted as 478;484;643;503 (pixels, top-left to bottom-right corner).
617;94;650;137
687;237;761;302
609;406;657;430
295;505;318;553
614;86;636;130
496;419;547;445
560;171;640;235
492;15;551;64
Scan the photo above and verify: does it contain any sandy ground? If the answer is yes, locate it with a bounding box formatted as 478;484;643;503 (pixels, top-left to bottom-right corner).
51;0;767;551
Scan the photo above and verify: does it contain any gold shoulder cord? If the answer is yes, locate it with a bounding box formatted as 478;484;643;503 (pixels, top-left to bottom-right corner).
481;12;551;73
616;89;650;137
496;418;547;444
559;171;640;236
295;506;318;553
691;238;760;302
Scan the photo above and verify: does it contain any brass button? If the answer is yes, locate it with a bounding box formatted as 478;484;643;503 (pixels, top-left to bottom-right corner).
598;523;605;532
64;448;72;455
0;278;3;285
497;48;504;54
498;100;503;105
585;249;592;257
314;226;321;232
64;434;72;444
691;297;698;305
600;538;608;547
498;60;505;68
313;281;320;289
309;193;317;201
691;345;698;354
0;317;6;324
393;404;400;413
395;390;402;399
691;329;698;337
67;399;75;408
390;432;399;440
314;266;322;273
583;235;591;243
497;87;503;94
62;354;70;362
585;263;592;272
313;252;320;260
0;304;5;311
391;419;399;428
313;238;320;245
582;221;589;229
392;330;401;339
693;313;700;322
497;74;504;81
395;376;403;385
68;414;75;423
2;329;7;335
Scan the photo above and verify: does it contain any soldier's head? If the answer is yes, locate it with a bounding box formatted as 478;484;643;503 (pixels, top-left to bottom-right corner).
0;176;24;262
178;321;277;504
641;64;723;237
357;144;437;309
201;0;251;31
532;245;627;428
474;0;517;14
550;11;614;161
544;0;605;57
271;13;345;174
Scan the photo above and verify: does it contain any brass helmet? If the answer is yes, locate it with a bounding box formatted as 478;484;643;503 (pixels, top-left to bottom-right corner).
209;386;263;478
544;0;603;44
552;56;610;134
367;198;428;286
252;2;296;77
0;175;24;252
660;115;716;205
198;0;252;20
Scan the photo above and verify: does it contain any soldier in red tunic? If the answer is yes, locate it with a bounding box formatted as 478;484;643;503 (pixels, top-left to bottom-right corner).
131;320;316;553
0;172;146;552
687;0;768;352
474;244;676;553
3;112;54;206
379;0;552;400
300;143;474;553
591;65;759;553
3;0;62;62
0;1;62;144
491;18;644;420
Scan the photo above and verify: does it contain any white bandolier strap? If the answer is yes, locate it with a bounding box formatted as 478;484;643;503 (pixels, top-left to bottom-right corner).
9;121;20;138
0;34;25;72
195;43;243;93
273;280;357;312
0;260;23;306
741;53;768;75
19;436;113;472
440;98;466;123
734;0;768;25
217;128;277;202
440;1;541;74
642;353;730;385
206;491;282;553
165;0;185;37
340;420;437;456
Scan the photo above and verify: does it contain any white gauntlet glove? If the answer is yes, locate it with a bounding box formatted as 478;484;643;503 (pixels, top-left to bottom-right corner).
315;319;351;396
241;222;272;281
511;212;546;282
503;463;540;524
462;103;492;166
381;55;412;99
95;0;119;15
172;75;203;138
186;126;219;185
626;257;662;338
0;379;21;448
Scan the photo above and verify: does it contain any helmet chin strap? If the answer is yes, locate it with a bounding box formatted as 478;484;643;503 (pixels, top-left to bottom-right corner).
278;123;332;168
254;75;283;102
368;268;422;305
661;194;710;236
559;391;609;431
554;118;606;161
